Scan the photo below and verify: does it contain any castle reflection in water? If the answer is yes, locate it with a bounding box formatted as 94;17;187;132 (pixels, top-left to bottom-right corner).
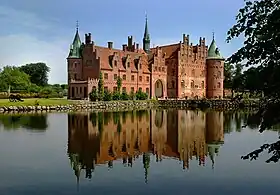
67;109;224;182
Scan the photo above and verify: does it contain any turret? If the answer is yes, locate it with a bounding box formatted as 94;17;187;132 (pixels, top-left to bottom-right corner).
206;33;225;99
143;14;150;53
68;21;82;59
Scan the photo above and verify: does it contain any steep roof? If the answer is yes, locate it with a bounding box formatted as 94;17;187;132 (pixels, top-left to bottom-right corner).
94;46;150;73
68;29;82;58
207;38;224;60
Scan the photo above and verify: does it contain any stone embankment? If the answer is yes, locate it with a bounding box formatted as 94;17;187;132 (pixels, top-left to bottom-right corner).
0;99;260;113
158;99;260;110
0;100;158;113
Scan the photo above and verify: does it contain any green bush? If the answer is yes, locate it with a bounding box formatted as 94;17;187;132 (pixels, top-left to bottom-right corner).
103;90;112;101
121;91;130;100
112;91;121;100
136;91;148;100
89;88;98;101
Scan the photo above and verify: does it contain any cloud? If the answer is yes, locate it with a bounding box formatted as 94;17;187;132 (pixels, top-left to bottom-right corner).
0;34;69;84
0;5;71;84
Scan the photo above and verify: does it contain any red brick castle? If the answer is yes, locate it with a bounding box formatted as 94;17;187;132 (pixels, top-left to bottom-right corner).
67;17;224;99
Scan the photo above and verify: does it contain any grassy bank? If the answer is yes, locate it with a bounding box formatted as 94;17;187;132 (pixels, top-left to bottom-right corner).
0;98;76;106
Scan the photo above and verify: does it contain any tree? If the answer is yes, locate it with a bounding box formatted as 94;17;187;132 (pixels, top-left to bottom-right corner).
232;63;244;93
0;66;31;91
98;72;104;100
224;62;234;89
117;76;122;93
19;63;50;86
226;0;280;97
227;0;280;162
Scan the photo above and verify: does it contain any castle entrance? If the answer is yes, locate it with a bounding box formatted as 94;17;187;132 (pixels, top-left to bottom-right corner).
155;80;163;98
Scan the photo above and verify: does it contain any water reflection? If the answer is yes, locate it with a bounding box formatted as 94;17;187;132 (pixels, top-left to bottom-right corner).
67;110;225;183
0;114;48;131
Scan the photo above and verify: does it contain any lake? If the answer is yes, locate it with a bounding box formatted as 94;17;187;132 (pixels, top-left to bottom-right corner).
0;109;279;195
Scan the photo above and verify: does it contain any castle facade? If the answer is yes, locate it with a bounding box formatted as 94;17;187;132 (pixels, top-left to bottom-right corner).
67;17;224;99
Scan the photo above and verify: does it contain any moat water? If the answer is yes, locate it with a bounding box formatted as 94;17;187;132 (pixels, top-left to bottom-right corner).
0;110;279;195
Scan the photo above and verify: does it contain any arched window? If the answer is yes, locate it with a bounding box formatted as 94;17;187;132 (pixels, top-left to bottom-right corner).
201;81;204;88
218;71;221;78
172;80;175;88
217;82;221;88
191;80;194;88
192;69;195;77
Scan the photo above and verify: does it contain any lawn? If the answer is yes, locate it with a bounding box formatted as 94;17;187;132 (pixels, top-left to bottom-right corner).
0;98;77;106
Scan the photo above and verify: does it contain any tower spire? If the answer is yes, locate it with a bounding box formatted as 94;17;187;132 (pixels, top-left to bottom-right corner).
143;13;150;53
212;31;215;40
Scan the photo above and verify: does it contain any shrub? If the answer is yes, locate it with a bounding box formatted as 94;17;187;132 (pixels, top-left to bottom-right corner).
112;91;121;100
103;90;112;101
89;88;98;101
121;91;130;100
136;91;148;100
129;91;135;100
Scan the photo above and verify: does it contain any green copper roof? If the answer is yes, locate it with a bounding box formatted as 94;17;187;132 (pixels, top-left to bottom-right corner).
143;15;150;41
68;29;82;58
207;38;224;60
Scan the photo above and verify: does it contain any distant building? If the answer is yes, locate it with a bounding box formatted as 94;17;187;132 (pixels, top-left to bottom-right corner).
67;16;225;99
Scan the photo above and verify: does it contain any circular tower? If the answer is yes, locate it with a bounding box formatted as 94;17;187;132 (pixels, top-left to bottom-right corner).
206;35;225;99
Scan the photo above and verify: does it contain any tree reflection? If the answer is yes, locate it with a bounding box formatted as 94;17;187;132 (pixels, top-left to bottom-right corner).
0;114;48;131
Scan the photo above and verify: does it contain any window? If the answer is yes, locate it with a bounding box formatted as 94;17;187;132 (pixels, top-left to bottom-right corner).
146;76;149;82
123;75;126;80
80;87;82;93
131;87;134;92
155;66;158;71
104;86;108;91
191;80;194;88
114;60;117;67
217;82;221;88
127;62;130;68
201;81;204;88
146;88;149;94
122;87;126;93
139;76;142;82
192;69;195;77
104;73;108;80
74;74;77;80
172;69;175;76
218;71;221;78
114;74;117;80
162;67;165;72
158;67;161;71
131;75;135;81
139;64;142;69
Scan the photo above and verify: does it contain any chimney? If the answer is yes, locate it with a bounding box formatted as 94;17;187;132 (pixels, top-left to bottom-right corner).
108;41;113;49
122;44;127;51
85;33;92;44
128;36;133;47
136;43;139;50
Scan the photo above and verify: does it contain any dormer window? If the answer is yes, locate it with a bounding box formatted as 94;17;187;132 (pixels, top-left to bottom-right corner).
127;62;130;68
114;60;117;67
139;63;142;69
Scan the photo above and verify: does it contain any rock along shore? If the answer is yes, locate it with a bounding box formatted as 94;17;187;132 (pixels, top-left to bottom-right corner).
0;99;260;113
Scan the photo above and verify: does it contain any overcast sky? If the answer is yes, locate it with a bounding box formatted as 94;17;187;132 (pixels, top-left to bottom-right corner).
0;0;245;84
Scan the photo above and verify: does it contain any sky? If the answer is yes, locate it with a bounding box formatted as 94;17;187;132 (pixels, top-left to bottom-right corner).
0;0;245;84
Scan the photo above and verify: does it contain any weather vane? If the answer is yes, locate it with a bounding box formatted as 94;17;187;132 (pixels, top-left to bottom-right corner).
212;31;215;40
76;20;79;31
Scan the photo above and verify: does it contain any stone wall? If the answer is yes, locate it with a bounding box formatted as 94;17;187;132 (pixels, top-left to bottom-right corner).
158;99;260;110
0;100;158;113
0;99;260;113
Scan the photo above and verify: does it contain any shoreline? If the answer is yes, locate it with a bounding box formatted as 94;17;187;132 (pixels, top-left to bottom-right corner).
0;99;260;113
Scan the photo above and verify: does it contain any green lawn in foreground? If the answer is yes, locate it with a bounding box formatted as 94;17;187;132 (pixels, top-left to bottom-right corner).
0;98;76;106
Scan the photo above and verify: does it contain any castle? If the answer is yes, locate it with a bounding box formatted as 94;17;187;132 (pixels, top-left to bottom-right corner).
67;17;225;99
